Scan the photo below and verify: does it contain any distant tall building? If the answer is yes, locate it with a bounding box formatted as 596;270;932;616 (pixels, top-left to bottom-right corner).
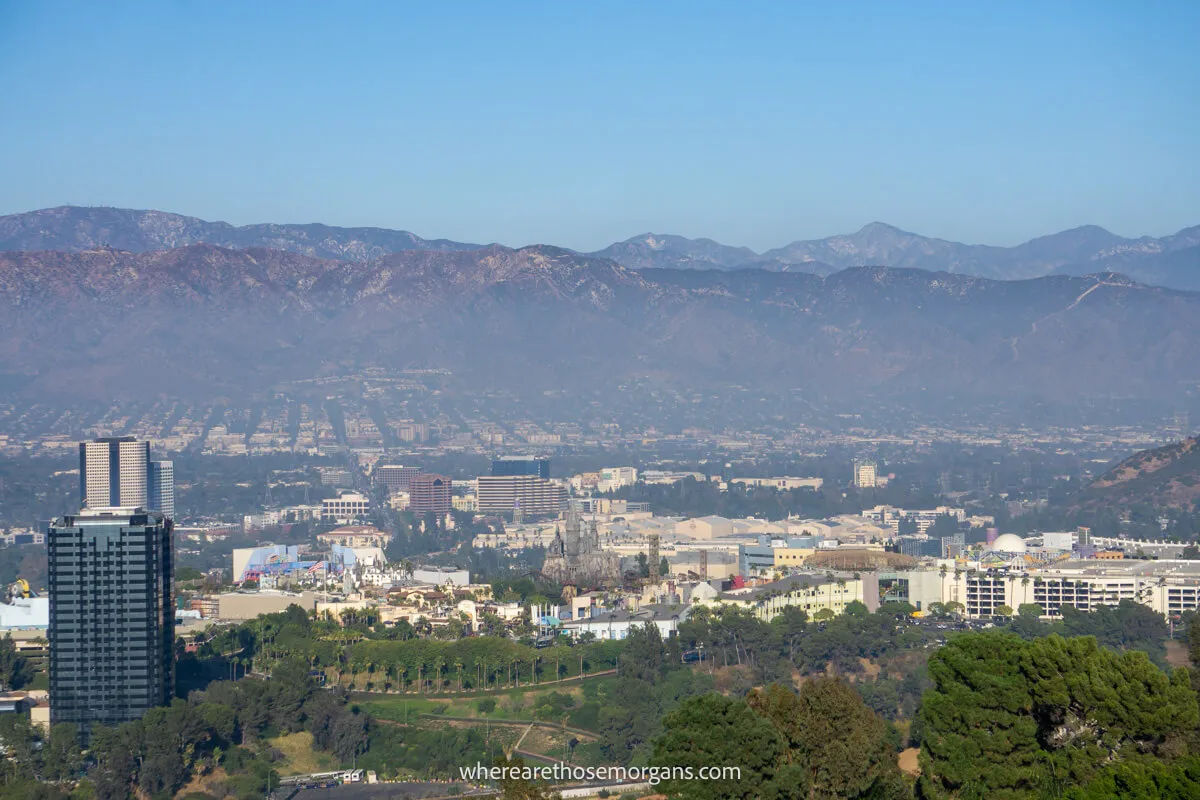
853;460;878;489
48;509;174;742
491;456;551;479
598;467;638;493
409;473;452;514
375;464;423;493
80;437;150;509
477;475;566;516
149;460;175;519
321;491;371;523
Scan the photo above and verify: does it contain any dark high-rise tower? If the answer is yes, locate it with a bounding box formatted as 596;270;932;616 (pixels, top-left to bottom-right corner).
47;508;174;741
490;456;550;479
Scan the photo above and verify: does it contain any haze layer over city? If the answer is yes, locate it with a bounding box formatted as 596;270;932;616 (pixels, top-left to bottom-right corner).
1;4;1199;800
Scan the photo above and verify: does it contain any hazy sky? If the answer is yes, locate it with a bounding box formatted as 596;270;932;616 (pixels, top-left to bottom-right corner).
2;2;1197;251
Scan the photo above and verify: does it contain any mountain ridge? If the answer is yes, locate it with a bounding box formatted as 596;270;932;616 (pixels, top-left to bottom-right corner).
3;205;1197;289
1080;437;1200;511
1;243;1198;406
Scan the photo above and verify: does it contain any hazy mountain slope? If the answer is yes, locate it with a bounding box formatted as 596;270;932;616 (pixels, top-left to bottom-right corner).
2;246;1198;405
760;223;1004;276
0;206;481;261
1057;244;1200;291
1079;437;1200;510
591;233;761;270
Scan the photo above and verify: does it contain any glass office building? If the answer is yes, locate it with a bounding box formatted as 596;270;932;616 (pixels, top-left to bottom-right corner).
148;459;175;519
490;456;551;479
48;509;174;740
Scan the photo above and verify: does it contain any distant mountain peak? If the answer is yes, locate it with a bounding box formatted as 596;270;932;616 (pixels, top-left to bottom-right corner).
855;221;909;235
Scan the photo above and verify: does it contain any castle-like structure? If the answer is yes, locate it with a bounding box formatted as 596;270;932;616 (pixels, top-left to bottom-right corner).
541;507;621;588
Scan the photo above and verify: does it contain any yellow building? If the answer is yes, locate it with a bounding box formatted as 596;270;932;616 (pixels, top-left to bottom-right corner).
773;547;816;568
692;574;873;621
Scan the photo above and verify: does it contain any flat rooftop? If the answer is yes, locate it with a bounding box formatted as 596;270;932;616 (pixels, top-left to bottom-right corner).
1039;559;1200;579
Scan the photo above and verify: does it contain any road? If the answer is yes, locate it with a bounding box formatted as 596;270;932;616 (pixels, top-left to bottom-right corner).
286;781;491;800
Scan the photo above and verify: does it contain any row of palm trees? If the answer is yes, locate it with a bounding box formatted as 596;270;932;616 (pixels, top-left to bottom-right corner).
323;649;597;694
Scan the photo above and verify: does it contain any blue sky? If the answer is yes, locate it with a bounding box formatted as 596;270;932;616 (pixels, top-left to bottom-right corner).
1;1;1197;251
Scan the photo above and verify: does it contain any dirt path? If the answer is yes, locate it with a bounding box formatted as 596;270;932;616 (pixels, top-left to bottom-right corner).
376;715;599;742
898;748;921;776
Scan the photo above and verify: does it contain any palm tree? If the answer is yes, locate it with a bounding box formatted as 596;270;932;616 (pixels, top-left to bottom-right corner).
456;660;465;692
434;657;446;693
333;645;346;686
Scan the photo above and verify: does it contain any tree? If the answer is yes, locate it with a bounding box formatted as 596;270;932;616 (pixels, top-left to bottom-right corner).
1017;603;1044;619
994;605;1015;617
650;693;785;800
0;633;33;690
844;601;869;617
748;680;909;800
493;754;560;800
813;608;836;622
0;713;41;783
1189;613;1200;669
919;632;1043;799
43;723;83;782
920;631;1200;799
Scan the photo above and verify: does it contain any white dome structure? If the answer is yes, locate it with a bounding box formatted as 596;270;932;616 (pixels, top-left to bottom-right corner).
991;533;1028;554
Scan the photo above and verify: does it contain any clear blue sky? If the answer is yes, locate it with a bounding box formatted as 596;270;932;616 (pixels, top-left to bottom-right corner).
1;1;1197;251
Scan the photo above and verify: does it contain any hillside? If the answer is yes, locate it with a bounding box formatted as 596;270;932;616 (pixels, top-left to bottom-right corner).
0;205;481;261
1;244;1198;405
1081;437;1200;510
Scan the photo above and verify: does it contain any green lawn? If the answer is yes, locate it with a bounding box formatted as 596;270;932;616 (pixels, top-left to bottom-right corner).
269;731;339;775
358;677;617;732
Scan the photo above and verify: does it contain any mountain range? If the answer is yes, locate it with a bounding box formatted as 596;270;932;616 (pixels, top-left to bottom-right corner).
1;240;1198;407
3;206;1198;289
598;223;1200;287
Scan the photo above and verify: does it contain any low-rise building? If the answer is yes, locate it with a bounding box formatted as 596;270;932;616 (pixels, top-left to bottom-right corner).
215;590;320;621
559;605;689;641
675;516;735;540
598;467;638;493
861;505;966;534
693;573;876;620
731;476;823;491
321;492;371;524
317;525;389;548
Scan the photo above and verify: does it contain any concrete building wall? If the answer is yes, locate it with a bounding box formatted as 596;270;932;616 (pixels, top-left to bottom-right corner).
216;591;319;621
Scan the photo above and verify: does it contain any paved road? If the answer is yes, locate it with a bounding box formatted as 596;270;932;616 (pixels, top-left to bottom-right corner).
288;781;491;800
